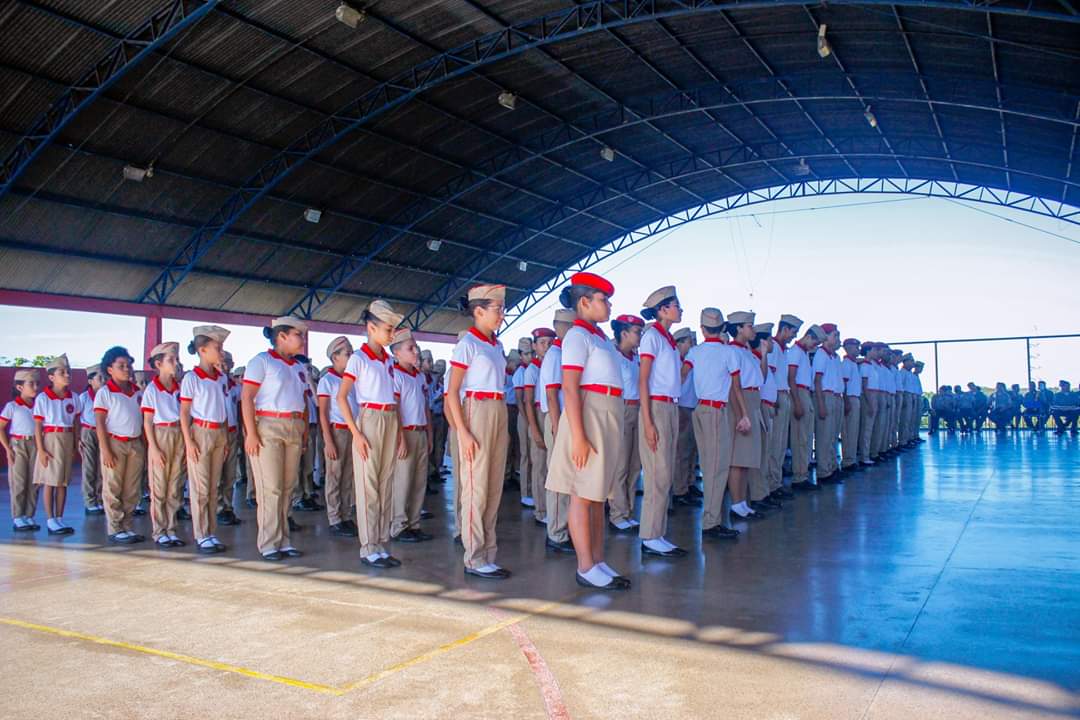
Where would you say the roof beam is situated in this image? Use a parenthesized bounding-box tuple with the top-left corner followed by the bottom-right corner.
(1065, 100, 1080, 204)
(986, 13, 1012, 190)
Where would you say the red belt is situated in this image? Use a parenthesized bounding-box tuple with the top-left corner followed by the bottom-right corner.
(401, 425, 427, 431)
(228, 426, 237, 433)
(796, 384, 810, 389)
(778, 389, 790, 393)
(650, 395, 676, 404)
(109, 433, 139, 442)
(10, 433, 31, 440)
(762, 400, 776, 407)
(465, 391, 504, 401)
(44, 426, 73, 433)
(362, 403, 396, 411)
(193, 419, 223, 429)
(155, 421, 180, 428)
(256, 411, 303, 419)
(743, 386, 760, 392)
(698, 399, 727, 409)
(81, 423, 95, 429)
(332, 422, 350, 430)
(625, 399, 640, 406)
(582, 384, 623, 397)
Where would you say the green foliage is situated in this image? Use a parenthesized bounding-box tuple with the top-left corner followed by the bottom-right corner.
(2, 355, 51, 367)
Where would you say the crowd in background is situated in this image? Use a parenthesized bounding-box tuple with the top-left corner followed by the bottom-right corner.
(929, 380, 1080, 434)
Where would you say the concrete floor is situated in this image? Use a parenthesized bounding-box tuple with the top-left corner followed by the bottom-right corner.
(1, 432, 1077, 719)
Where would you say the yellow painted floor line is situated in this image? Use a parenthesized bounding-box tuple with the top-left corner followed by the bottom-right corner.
(0, 600, 561, 697)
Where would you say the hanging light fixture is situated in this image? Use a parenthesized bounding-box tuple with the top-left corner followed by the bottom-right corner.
(817, 24, 832, 59)
(864, 106, 878, 128)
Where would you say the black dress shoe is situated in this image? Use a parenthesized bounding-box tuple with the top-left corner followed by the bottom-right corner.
(288, 517, 302, 531)
(281, 548, 303, 558)
(575, 572, 630, 591)
(464, 566, 510, 579)
(545, 538, 575, 554)
(169, 538, 186, 547)
(13, 523, 38, 532)
(776, 487, 795, 499)
(687, 485, 704, 498)
(85, 507, 104, 516)
(420, 509, 434, 520)
(245, 498, 257, 508)
(197, 542, 222, 555)
(635, 489, 644, 496)
(47, 525, 75, 536)
(384, 555, 401, 567)
(133, 506, 147, 516)
(640, 543, 688, 558)
(361, 556, 391, 568)
(109, 533, 139, 545)
(217, 509, 241, 526)
(425, 485, 439, 496)
(607, 521, 636, 534)
(392, 529, 423, 543)
(673, 494, 702, 507)
(329, 522, 358, 537)
(413, 529, 434, 541)
(748, 501, 774, 514)
(702, 525, 739, 540)
(731, 511, 765, 522)
(262, 551, 285, 562)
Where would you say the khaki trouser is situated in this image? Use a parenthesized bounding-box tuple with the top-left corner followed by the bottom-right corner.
(749, 404, 774, 501)
(102, 436, 145, 535)
(449, 427, 461, 537)
(391, 426, 429, 536)
(528, 408, 548, 519)
(148, 426, 184, 540)
(608, 401, 641, 524)
(354, 408, 400, 556)
(638, 399, 678, 540)
(249, 417, 303, 554)
(675, 405, 696, 496)
(516, 408, 532, 497)
(505, 404, 519, 480)
(841, 396, 861, 468)
(294, 425, 317, 502)
(79, 426, 101, 508)
(188, 425, 225, 541)
(789, 387, 813, 483)
(324, 426, 354, 525)
(871, 394, 891, 457)
(767, 392, 791, 491)
(814, 394, 837, 479)
(889, 393, 901, 448)
(543, 411, 570, 543)
(693, 403, 733, 530)
(859, 393, 878, 463)
(7, 438, 37, 519)
(898, 394, 912, 444)
(429, 412, 447, 478)
(460, 397, 508, 569)
(217, 428, 239, 513)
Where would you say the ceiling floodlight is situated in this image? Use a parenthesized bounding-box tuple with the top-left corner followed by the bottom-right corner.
(122, 163, 153, 182)
(303, 208, 322, 223)
(864, 106, 878, 128)
(517, 261, 528, 272)
(817, 24, 832, 59)
(497, 92, 517, 110)
(426, 239, 442, 252)
(335, 3, 366, 28)
(600, 146, 616, 162)
(794, 158, 811, 176)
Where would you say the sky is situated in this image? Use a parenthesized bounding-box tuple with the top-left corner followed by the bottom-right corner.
(1, 194, 1077, 390)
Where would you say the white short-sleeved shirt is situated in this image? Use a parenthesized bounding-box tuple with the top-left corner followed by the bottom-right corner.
(511, 364, 527, 398)
(768, 340, 790, 392)
(912, 373, 924, 395)
(861, 360, 880, 391)
(33, 387, 80, 428)
(638, 323, 681, 399)
(179, 366, 228, 423)
(684, 339, 740, 403)
(142, 376, 181, 424)
(880, 363, 896, 394)
(731, 342, 765, 389)
(450, 327, 507, 394)
(244, 350, 307, 413)
(892, 367, 905, 394)
(678, 367, 697, 409)
(318, 369, 357, 425)
(344, 344, 395, 406)
(760, 351, 779, 403)
(523, 359, 541, 405)
(79, 390, 97, 428)
(1, 397, 36, 437)
(617, 350, 640, 401)
(538, 342, 564, 413)
(786, 342, 813, 389)
(94, 380, 144, 438)
(813, 348, 844, 393)
(394, 364, 429, 426)
(842, 357, 863, 397)
(561, 320, 623, 390)
(503, 368, 516, 405)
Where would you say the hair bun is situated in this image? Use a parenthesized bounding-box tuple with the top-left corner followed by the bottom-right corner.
(641, 307, 657, 321)
(456, 296, 470, 313)
(558, 287, 573, 309)
(187, 340, 197, 355)
(262, 326, 273, 340)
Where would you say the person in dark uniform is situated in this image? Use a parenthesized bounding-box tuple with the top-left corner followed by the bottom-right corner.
(988, 383, 1013, 433)
(1008, 384, 1023, 429)
(1052, 381, 1079, 434)
(968, 383, 988, 432)
(953, 385, 971, 432)
(929, 386, 955, 434)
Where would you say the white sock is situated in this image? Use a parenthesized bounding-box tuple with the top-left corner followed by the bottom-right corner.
(597, 562, 621, 577)
(521, 496, 534, 507)
(280, 545, 296, 553)
(473, 563, 498, 573)
(169, 535, 181, 543)
(732, 502, 751, 516)
(198, 537, 215, 547)
(643, 538, 670, 553)
(628, 518, 640, 526)
(157, 536, 171, 545)
(580, 565, 613, 586)
(611, 519, 632, 530)
(210, 536, 224, 546)
(13, 517, 27, 528)
(378, 551, 390, 559)
(47, 518, 62, 531)
(365, 553, 382, 563)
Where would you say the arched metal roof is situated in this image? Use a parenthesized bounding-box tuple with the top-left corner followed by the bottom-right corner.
(0, 0, 1077, 334)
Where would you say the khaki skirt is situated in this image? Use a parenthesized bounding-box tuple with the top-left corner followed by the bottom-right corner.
(730, 388, 763, 469)
(546, 391, 624, 502)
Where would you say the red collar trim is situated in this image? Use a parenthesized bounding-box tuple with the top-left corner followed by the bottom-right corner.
(193, 366, 219, 381)
(44, 387, 72, 400)
(15, 396, 34, 408)
(553, 339, 562, 348)
(650, 322, 676, 349)
(704, 337, 725, 344)
(469, 326, 497, 346)
(361, 343, 388, 362)
(821, 347, 836, 357)
(153, 376, 179, 393)
(731, 340, 748, 349)
(87, 387, 96, 400)
(394, 362, 418, 377)
(106, 379, 136, 397)
(269, 349, 296, 366)
(752, 349, 764, 359)
(573, 318, 607, 339)
(796, 341, 811, 352)
(530, 358, 541, 367)
(505, 367, 514, 375)
(620, 349, 635, 360)
(328, 368, 344, 378)
(773, 338, 788, 351)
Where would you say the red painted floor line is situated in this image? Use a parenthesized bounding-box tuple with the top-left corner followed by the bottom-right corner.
(490, 607, 571, 720)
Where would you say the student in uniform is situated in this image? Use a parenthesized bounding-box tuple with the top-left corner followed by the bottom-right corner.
(541, 308, 576, 553)
(608, 313, 644, 533)
(751, 323, 781, 511)
(513, 338, 534, 507)
(179, 326, 230, 554)
(216, 350, 242, 526)
(871, 345, 894, 460)
(2, 369, 40, 531)
(839, 338, 863, 473)
(673, 328, 702, 508)
(95, 346, 146, 544)
(78, 364, 105, 515)
(523, 328, 555, 523)
(33, 354, 78, 535)
(389, 328, 434, 544)
(546, 272, 630, 590)
(292, 355, 322, 513)
(446, 332, 468, 543)
(430, 359, 448, 481)
(446, 285, 512, 579)
(682, 308, 744, 540)
(637, 285, 688, 558)
(858, 342, 882, 466)
(911, 361, 926, 441)
(812, 324, 843, 484)
(336, 300, 405, 569)
(767, 315, 801, 497)
(727, 313, 766, 522)
(242, 317, 309, 561)
(504, 350, 520, 487)
(142, 342, 185, 547)
(317, 336, 358, 537)
(787, 324, 824, 491)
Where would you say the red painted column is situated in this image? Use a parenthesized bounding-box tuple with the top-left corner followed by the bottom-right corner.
(143, 311, 162, 369)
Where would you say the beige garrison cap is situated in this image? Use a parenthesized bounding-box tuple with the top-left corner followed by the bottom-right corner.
(272, 316, 309, 333)
(700, 307, 724, 327)
(643, 285, 677, 309)
(391, 328, 413, 346)
(193, 325, 230, 344)
(753, 322, 774, 335)
(45, 354, 70, 371)
(553, 308, 576, 324)
(367, 299, 403, 327)
(468, 284, 506, 303)
(779, 314, 803, 329)
(727, 311, 755, 326)
(807, 324, 827, 341)
(149, 341, 179, 358)
(326, 335, 351, 360)
(14, 369, 38, 383)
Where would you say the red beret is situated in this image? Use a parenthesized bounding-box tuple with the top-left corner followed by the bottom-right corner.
(531, 328, 556, 339)
(820, 323, 838, 334)
(570, 271, 614, 297)
(614, 314, 644, 326)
